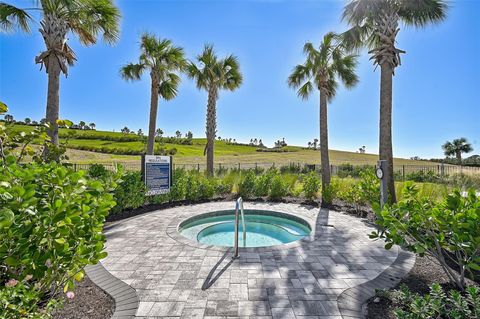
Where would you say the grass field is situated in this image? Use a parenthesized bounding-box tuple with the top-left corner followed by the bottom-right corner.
(11, 124, 443, 166)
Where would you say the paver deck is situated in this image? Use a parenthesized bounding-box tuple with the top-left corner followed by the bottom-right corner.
(98, 202, 414, 318)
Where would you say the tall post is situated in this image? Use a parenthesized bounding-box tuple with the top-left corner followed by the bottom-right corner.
(402, 165, 405, 181)
(377, 160, 388, 208)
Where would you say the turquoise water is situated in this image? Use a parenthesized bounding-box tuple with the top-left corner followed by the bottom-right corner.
(179, 212, 311, 247)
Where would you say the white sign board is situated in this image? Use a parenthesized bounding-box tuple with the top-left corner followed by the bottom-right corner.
(143, 155, 172, 196)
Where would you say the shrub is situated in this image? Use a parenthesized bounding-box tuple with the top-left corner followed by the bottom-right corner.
(185, 173, 200, 201)
(303, 172, 320, 201)
(385, 283, 480, 319)
(405, 170, 441, 183)
(0, 281, 58, 319)
(371, 185, 480, 290)
(112, 172, 145, 213)
(197, 176, 216, 200)
(254, 170, 274, 197)
(269, 173, 289, 200)
(169, 169, 188, 201)
(321, 179, 339, 205)
(238, 171, 256, 199)
(87, 163, 110, 179)
(215, 179, 233, 195)
(0, 158, 117, 296)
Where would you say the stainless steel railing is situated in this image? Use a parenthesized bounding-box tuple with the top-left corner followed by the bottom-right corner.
(233, 197, 246, 258)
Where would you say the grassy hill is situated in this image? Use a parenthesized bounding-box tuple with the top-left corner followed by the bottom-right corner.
(10, 124, 437, 166)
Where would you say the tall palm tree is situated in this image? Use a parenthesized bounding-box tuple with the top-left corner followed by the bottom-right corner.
(288, 32, 358, 206)
(188, 45, 243, 176)
(442, 138, 473, 164)
(0, 1, 120, 151)
(341, 0, 447, 203)
(121, 34, 186, 155)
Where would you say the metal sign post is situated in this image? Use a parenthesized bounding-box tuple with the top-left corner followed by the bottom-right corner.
(141, 155, 173, 196)
(376, 160, 388, 208)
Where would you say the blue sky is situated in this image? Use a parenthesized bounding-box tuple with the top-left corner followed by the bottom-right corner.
(0, 0, 479, 159)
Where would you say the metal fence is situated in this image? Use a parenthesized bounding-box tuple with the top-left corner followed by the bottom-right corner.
(68, 161, 480, 178)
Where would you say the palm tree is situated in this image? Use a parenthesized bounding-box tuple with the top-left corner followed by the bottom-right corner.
(78, 121, 85, 129)
(24, 117, 31, 125)
(442, 138, 473, 165)
(288, 32, 358, 205)
(0, 1, 120, 151)
(120, 33, 186, 155)
(188, 45, 243, 176)
(89, 122, 96, 130)
(341, 0, 447, 203)
(4, 114, 14, 123)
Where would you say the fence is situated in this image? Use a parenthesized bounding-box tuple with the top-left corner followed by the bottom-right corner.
(68, 161, 480, 178)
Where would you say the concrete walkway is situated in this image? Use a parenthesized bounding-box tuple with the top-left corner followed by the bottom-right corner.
(98, 202, 414, 318)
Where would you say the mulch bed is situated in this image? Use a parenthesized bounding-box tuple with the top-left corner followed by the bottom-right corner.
(51, 276, 114, 319)
(366, 255, 479, 319)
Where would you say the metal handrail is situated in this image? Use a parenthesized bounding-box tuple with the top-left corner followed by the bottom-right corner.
(233, 197, 246, 258)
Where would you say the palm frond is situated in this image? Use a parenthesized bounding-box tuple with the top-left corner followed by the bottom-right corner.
(0, 2, 32, 33)
(399, 0, 448, 27)
(120, 63, 145, 81)
(297, 81, 313, 101)
(158, 73, 181, 100)
(70, 0, 120, 46)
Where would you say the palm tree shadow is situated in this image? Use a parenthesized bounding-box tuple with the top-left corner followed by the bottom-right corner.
(201, 248, 235, 290)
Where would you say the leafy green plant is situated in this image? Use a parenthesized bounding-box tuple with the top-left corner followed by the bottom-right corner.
(238, 170, 256, 199)
(371, 184, 480, 290)
(0, 281, 58, 319)
(87, 163, 110, 179)
(111, 171, 145, 213)
(254, 169, 274, 197)
(269, 173, 289, 200)
(303, 171, 320, 201)
(387, 283, 480, 319)
(0, 158, 117, 297)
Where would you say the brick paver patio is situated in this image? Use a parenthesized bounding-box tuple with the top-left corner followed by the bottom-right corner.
(97, 202, 414, 318)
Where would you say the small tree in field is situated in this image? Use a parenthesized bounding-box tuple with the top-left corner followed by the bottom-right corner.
(443, 138, 473, 165)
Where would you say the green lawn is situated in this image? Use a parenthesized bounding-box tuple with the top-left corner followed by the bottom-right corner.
(10, 123, 441, 166)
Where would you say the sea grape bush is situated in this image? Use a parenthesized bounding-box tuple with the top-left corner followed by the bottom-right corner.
(0, 157, 117, 297)
(371, 184, 480, 290)
(383, 283, 480, 319)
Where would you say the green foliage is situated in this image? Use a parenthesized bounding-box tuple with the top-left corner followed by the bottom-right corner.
(238, 171, 256, 199)
(337, 163, 373, 178)
(405, 170, 441, 183)
(87, 163, 110, 179)
(254, 169, 275, 197)
(111, 171, 145, 213)
(321, 179, 339, 205)
(303, 171, 320, 201)
(0, 281, 59, 319)
(0, 158, 117, 297)
(371, 184, 480, 290)
(386, 284, 480, 319)
(269, 173, 289, 200)
(339, 169, 380, 209)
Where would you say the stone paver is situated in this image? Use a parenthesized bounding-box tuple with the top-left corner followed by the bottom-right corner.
(98, 202, 414, 318)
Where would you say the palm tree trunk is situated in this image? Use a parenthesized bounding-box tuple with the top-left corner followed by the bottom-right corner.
(456, 151, 462, 165)
(147, 76, 159, 155)
(319, 89, 331, 206)
(205, 87, 217, 176)
(45, 58, 61, 155)
(379, 63, 397, 203)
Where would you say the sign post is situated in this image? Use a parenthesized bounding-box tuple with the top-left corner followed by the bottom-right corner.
(141, 155, 172, 196)
(376, 160, 388, 208)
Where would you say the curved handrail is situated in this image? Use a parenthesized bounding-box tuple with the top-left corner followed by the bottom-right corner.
(233, 197, 246, 258)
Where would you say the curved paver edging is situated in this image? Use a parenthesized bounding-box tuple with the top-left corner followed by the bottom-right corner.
(85, 263, 139, 319)
(337, 250, 416, 318)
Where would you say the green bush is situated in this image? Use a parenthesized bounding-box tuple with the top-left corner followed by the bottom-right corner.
(87, 163, 110, 179)
(405, 170, 441, 183)
(112, 172, 145, 213)
(269, 173, 289, 200)
(0, 281, 58, 319)
(169, 169, 188, 201)
(197, 176, 216, 200)
(215, 179, 233, 195)
(0, 158, 117, 296)
(185, 173, 200, 201)
(386, 283, 480, 319)
(238, 171, 256, 199)
(303, 172, 320, 201)
(371, 185, 480, 290)
(254, 170, 274, 197)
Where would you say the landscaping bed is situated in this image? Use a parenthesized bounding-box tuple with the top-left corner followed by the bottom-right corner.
(51, 276, 114, 319)
(367, 256, 479, 319)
